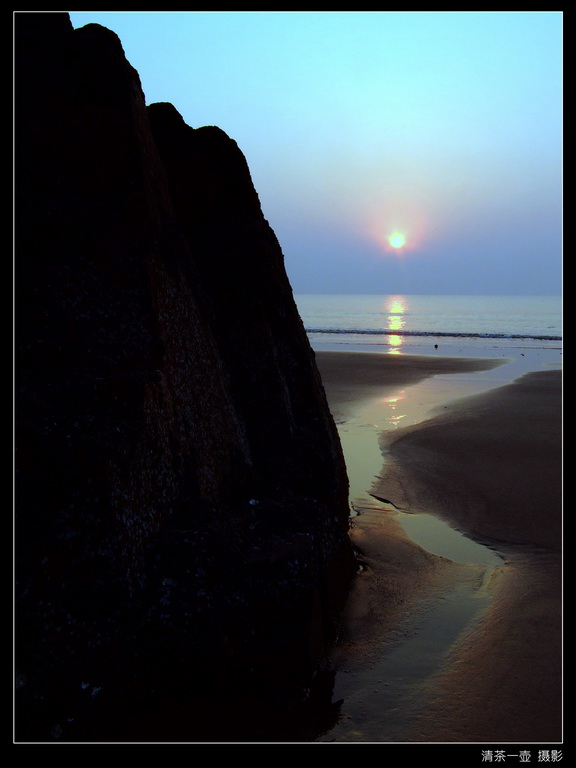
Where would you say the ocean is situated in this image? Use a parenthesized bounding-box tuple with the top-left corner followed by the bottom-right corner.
(294, 294, 562, 356)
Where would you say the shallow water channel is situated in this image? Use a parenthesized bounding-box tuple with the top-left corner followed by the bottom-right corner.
(320, 364, 508, 741)
(340, 364, 507, 569)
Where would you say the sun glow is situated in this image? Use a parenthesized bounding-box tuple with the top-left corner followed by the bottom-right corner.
(388, 232, 406, 249)
(367, 197, 429, 255)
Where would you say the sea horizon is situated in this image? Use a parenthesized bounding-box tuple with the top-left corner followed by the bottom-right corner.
(294, 293, 562, 357)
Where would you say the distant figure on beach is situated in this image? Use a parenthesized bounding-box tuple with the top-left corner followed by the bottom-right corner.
(434, 344, 438, 349)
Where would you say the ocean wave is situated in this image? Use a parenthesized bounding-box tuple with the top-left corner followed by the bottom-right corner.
(304, 328, 562, 341)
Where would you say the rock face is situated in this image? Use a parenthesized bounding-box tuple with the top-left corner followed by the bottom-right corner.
(14, 13, 355, 741)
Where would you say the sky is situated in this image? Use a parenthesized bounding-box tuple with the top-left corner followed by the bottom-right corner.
(68, 11, 563, 296)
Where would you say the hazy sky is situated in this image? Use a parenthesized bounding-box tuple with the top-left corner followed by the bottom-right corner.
(68, 11, 563, 295)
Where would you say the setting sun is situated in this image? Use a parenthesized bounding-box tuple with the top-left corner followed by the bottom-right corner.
(388, 232, 406, 249)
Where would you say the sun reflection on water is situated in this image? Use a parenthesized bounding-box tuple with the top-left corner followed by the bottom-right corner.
(386, 334, 403, 354)
(385, 295, 407, 354)
(386, 296, 407, 315)
(381, 391, 407, 427)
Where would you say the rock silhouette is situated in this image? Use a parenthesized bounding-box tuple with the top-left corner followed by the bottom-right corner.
(14, 12, 355, 741)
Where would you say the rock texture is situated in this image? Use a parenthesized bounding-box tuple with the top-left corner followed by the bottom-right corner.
(14, 12, 355, 741)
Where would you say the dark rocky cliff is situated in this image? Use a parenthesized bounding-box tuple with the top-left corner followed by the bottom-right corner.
(14, 12, 355, 741)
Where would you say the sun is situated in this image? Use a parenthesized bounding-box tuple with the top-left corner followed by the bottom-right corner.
(388, 232, 406, 249)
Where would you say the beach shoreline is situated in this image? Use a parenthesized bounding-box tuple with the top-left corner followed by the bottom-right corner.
(314, 349, 562, 743)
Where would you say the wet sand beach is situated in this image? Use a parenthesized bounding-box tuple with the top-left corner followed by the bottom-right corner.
(314, 350, 562, 744)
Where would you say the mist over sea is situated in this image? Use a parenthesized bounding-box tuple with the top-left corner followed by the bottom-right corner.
(295, 294, 562, 356)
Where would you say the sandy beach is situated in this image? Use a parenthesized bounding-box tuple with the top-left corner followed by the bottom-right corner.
(314, 350, 562, 744)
